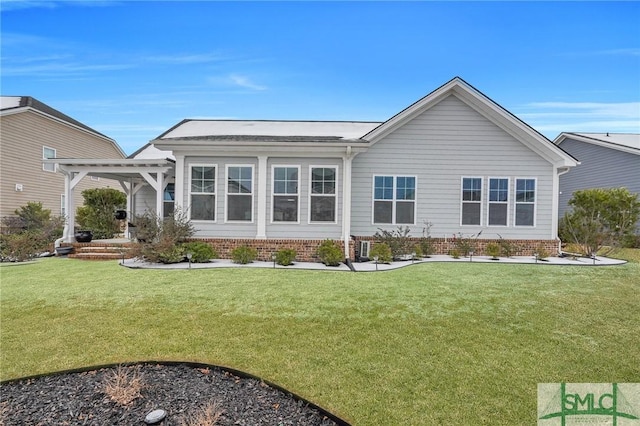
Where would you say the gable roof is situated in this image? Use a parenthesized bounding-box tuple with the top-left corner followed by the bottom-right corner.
(554, 132, 640, 156)
(363, 77, 578, 167)
(1, 96, 126, 158)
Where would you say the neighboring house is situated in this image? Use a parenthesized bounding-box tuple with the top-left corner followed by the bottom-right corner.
(0, 96, 126, 218)
(554, 132, 640, 228)
(53, 77, 578, 260)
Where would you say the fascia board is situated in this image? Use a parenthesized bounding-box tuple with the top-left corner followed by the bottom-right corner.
(154, 142, 368, 157)
(555, 133, 640, 156)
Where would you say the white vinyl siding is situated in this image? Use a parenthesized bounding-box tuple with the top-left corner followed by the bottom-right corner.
(226, 165, 254, 222)
(309, 166, 337, 223)
(189, 164, 216, 221)
(43, 146, 56, 172)
(488, 177, 509, 226)
(350, 94, 554, 239)
(272, 166, 299, 223)
(461, 177, 482, 226)
(373, 175, 416, 224)
(515, 178, 536, 227)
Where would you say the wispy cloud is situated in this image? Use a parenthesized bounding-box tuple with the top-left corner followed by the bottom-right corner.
(516, 101, 640, 136)
(229, 74, 267, 91)
(0, 0, 119, 12)
(144, 53, 226, 65)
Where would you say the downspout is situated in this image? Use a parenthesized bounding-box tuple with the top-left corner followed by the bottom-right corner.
(342, 146, 357, 270)
(553, 165, 572, 253)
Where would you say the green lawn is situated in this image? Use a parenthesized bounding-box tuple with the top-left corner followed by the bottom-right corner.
(1, 257, 639, 425)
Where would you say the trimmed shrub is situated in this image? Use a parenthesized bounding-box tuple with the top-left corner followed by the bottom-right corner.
(181, 241, 217, 263)
(374, 226, 413, 259)
(275, 248, 296, 266)
(231, 245, 257, 264)
(369, 242, 392, 264)
(535, 244, 550, 260)
(486, 242, 501, 260)
(316, 239, 343, 266)
(76, 188, 126, 239)
(130, 209, 195, 263)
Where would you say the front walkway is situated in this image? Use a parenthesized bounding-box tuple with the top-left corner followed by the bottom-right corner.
(121, 254, 626, 271)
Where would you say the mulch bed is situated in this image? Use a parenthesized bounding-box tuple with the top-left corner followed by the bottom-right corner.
(0, 362, 348, 425)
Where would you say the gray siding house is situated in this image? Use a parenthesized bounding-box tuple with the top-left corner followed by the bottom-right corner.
(54, 77, 578, 260)
(554, 132, 640, 220)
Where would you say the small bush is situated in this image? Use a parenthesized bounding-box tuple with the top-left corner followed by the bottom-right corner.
(449, 248, 461, 259)
(374, 226, 413, 259)
(412, 244, 423, 259)
(486, 242, 501, 259)
(182, 241, 217, 263)
(498, 235, 521, 258)
(76, 188, 126, 239)
(369, 243, 392, 264)
(535, 244, 550, 260)
(231, 245, 257, 264)
(1, 202, 63, 262)
(275, 248, 296, 266)
(316, 239, 343, 266)
(180, 402, 224, 426)
(0, 231, 44, 262)
(104, 365, 144, 406)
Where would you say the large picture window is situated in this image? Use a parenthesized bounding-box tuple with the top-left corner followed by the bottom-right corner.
(272, 166, 299, 222)
(515, 178, 536, 226)
(310, 167, 337, 222)
(373, 175, 416, 224)
(43, 146, 56, 172)
(488, 178, 509, 226)
(461, 177, 482, 225)
(190, 165, 216, 221)
(227, 165, 253, 222)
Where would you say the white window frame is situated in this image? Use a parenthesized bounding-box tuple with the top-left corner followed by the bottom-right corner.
(308, 165, 338, 224)
(188, 164, 217, 222)
(514, 177, 537, 227)
(60, 194, 66, 217)
(460, 176, 483, 226)
(372, 175, 417, 225)
(487, 177, 509, 227)
(271, 165, 300, 224)
(225, 164, 255, 223)
(43, 146, 56, 172)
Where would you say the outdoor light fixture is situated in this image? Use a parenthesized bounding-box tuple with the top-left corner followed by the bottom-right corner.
(186, 252, 193, 269)
(469, 249, 474, 262)
(272, 253, 276, 268)
(373, 255, 379, 271)
(411, 251, 416, 264)
(534, 252, 539, 264)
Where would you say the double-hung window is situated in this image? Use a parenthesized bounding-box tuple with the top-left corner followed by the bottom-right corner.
(227, 165, 253, 222)
(373, 175, 416, 224)
(461, 177, 482, 225)
(310, 167, 337, 222)
(164, 183, 175, 218)
(43, 146, 56, 172)
(515, 178, 536, 226)
(488, 178, 509, 226)
(272, 166, 299, 222)
(190, 165, 216, 221)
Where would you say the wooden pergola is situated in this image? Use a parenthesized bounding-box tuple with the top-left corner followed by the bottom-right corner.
(45, 158, 174, 242)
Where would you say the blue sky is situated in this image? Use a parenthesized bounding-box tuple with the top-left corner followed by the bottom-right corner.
(2, 1, 639, 155)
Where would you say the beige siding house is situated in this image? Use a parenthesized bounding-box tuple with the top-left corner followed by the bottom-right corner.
(0, 96, 125, 218)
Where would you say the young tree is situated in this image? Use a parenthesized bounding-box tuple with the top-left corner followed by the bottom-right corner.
(560, 187, 640, 255)
(76, 188, 127, 239)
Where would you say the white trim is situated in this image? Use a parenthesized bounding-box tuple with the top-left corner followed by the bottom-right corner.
(271, 164, 301, 224)
(225, 164, 255, 223)
(514, 177, 537, 227)
(188, 163, 217, 222)
(460, 176, 483, 226)
(60, 194, 66, 217)
(308, 165, 339, 224)
(371, 174, 417, 225)
(487, 177, 509, 227)
(43, 146, 56, 172)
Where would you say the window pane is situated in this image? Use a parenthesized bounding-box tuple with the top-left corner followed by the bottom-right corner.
(462, 203, 481, 225)
(488, 203, 508, 226)
(489, 179, 508, 202)
(273, 196, 298, 222)
(374, 201, 393, 224)
(516, 179, 535, 202)
(191, 166, 215, 193)
(164, 183, 175, 201)
(515, 204, 534, 226)
(374, 176, 393, 200)
(228, 194, 252, 221)
(396, 201, 415, 224)
(191, 194, 215, 220)
(463, 178, 482, 202)
(228, 167, 252, 194)
(310, 196, 335, 222)
(312, 167, 336, 195)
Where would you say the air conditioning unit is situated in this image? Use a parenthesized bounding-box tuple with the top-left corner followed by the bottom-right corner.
(359, 241, 371, 261)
